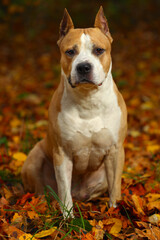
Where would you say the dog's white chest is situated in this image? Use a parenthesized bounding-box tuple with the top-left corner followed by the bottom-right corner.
(57, 75, 122, 172)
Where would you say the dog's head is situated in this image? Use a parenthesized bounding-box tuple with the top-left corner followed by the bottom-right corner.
(58, 6, 113, 89)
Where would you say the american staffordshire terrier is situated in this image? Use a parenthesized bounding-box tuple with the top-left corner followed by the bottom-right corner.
(21, 6, 127, 217)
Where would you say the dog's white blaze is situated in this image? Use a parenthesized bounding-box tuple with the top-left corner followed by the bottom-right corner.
(71, 33, 106, 85)
(59, 63, 121, 144)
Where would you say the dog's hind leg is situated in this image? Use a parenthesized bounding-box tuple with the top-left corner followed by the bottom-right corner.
(21, 139, 57, 195)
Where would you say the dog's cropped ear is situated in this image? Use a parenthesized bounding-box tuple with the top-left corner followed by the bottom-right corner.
(94, 6, 113, 43)
(57, 8, 74, 45)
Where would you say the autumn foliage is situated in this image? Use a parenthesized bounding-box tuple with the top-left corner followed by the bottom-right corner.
(0, 1, 160, 239)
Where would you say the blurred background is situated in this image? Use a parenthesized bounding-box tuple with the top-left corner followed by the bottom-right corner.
(0, 0, 160, 156)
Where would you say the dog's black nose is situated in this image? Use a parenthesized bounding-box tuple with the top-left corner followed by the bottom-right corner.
(76, 62, 92, 75)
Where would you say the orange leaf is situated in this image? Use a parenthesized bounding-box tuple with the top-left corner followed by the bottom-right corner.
(2, 222, 23, 238)
(82, 232, 96, 240)
(27, 210, 39, 219)
(3, 187, 13, 200)
(135, 226, 160, 240)
(147, 200, 160, 211)
(131, 194, 145, 215)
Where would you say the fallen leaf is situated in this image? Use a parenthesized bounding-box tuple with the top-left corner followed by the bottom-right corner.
(19, 233, 37, 240)
(135, 225, 160, 240)
(27, 210, 39, 219)
(10, 118, 21, 128)
(13, 152, 27, 162)
(12, 135, 20, 143)
(92, 221, 104, 240)
(148, 214, 160, 225)
(3, 187, 13, 200)
(146, 193, 160, 202)
(132, 194, 145, 215)
(103, 218, 122, 235)
(0, 196, 9, 207)
(2, 223, 23, 238)
(11, 213, 23, 223)
(34, 227, 57, 238)
(147, 200, 160, 211)
(147, 144, 160, 153)
(141, 101, 154, 110)
(82, 232, 96, 240)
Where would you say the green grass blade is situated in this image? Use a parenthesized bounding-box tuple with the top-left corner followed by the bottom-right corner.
(60, 228, 72, 240)
(76, 203, 85, 230)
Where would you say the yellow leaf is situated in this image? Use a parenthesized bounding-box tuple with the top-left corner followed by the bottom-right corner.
(110, 220, 122, 235)
(89, 219, 97, 226)
(27, 210, 39, 219)
(103, 218, 122, 235)
(11, 213, 23, 223)
(13, 152, 27, 162)
(124, 143, 134, 149)
(10, 118, 21, 128)
(147, 144, 160, 153)
(141, 101, 154, 110)
(147, 200, 160, 211)
(34, 227, 57, 238)
(19, 233, 37, 240)
(146, 193, 160, 202)
(12, 136, 20, 143)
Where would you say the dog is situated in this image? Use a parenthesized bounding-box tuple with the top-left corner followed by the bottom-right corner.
(21, 6, 127, 218)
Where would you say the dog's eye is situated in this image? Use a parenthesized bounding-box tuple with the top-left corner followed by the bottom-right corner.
(65, 49, 75, 57)
(93, 48, 105, 56)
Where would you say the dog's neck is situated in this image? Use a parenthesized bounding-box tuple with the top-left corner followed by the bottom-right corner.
(61, 62, 113, 105)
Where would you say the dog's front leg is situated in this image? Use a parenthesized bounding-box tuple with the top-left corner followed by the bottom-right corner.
(104, 145, 124, 208)
(53, 150, 73, 218)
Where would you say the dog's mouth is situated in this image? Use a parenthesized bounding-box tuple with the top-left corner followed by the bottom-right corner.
(77, 79, 95, 85)
(68, 77, 103, 88)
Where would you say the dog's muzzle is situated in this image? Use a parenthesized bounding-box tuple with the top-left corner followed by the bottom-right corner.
(68, 61, 103, 88)
(76, 62, 93, 84)
(69, 61, 96, 88)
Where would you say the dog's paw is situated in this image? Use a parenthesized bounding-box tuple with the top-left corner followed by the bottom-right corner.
(63, 209, 74, 219)
(109, 200, 117, 208)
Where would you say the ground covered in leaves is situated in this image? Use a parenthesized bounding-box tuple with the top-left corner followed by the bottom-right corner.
(0, 1, 160, 239)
